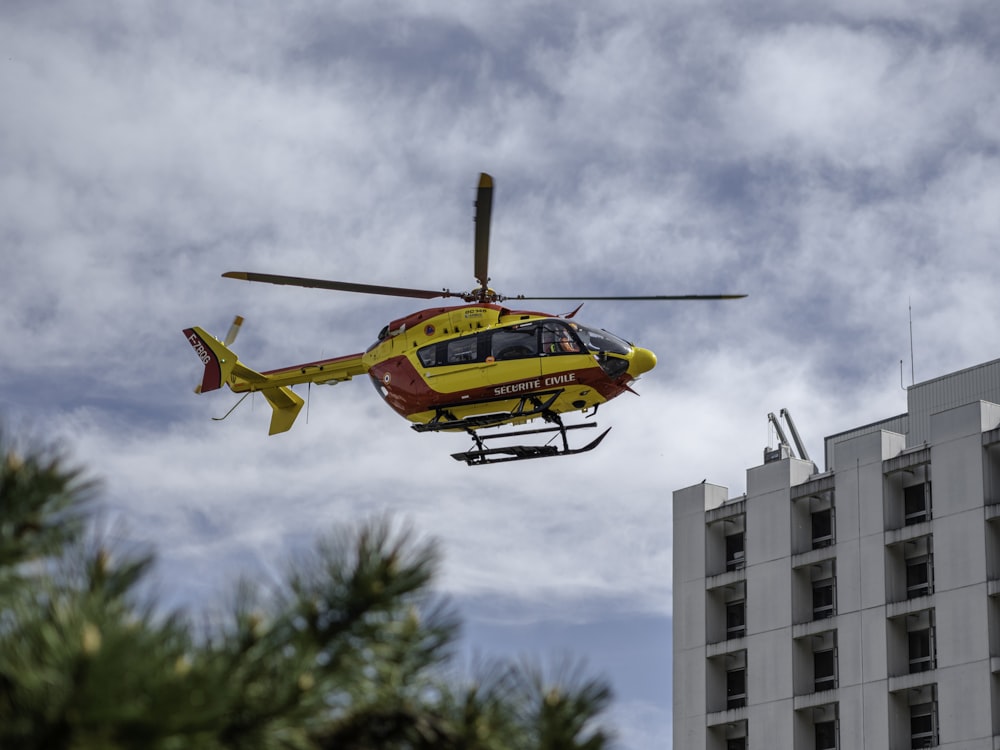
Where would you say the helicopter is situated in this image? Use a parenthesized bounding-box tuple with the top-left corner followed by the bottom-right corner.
(184, 173, 745, 465)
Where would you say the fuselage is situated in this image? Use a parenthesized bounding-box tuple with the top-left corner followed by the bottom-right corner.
(360, 303, 656, 428)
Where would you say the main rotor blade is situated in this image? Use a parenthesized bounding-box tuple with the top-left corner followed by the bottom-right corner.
(509, 293, 748, 301)
(223, 272, 460, 300)
(474, 173, 493, 291)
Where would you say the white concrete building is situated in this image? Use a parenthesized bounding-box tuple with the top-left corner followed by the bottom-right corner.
(673, 358, 1000, 749)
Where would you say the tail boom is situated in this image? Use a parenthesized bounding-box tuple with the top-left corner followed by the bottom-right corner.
(183, 326, 368, 435)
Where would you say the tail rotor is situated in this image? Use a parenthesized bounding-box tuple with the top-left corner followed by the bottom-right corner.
(224, 315, 244, 347)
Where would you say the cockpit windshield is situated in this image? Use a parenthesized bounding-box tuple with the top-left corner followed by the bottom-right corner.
(570, 324, 632, 356)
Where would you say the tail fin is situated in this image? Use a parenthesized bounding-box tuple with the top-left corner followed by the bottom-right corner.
(183, 327, 236, 393)
(183, 326, 304, 435)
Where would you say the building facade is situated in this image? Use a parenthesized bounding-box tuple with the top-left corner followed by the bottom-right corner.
(673, 358, 1000, 749)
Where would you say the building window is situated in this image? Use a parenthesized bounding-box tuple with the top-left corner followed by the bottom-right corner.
(910, 701, 937, 748)
(727, 665, 747, 709)
(794, 558, 836, 626)
(726, 531, 745, 571)
(888, 535, 933, 604)
(708, 650, 746, 714)
(812, 506, 834, 548)
(707, 580, 745, 645)
(908, 624, 935, 673)
(813, 578, 836, 620)
(792, 489, 835, 556)
(716, 720, 747, 749)
(906, 554, 933, 599)
(726, 599, 746, 639)
(888, 609, 935, 679)
(892, 685, 937, 749)
(707, 513, 745, 578)
(815, 719, 838, 750)
(904, 482, 932, 525)
(906, 609, 936, 674)
(814, 648, 837, 691)
(796, 631, 838, 697)
(801, 702, 839, 749)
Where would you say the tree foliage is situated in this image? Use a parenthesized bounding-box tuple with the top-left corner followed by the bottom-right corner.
(0, 431, 615, 750)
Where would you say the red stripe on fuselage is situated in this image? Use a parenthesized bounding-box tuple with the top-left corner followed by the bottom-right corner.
(368, 355, 631, 420)
(259, 352, 366, 376)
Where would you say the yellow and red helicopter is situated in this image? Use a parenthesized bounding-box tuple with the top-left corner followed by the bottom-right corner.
(184, 174, 744, 465)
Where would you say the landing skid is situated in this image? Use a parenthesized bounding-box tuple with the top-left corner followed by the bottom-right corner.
(451, 421, 611, 466)
(410, 390, 609, 465)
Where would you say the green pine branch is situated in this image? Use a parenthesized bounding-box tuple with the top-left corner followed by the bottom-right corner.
(0, 429, 616, 750)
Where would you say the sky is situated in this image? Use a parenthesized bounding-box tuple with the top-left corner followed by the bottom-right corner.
(2, 1, 999, 746)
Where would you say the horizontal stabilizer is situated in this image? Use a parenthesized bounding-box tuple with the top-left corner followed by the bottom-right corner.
(261, 387, 304, 435)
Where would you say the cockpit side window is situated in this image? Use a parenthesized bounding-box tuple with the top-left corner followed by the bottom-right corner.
(540, 321, 582, 354)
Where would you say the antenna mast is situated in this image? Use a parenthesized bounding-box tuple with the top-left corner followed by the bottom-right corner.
(908, 299, 915, 385)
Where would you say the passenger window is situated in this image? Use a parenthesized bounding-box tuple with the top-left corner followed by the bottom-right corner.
(417, 343, 440, 367)
(492, 326, 539, 360)
(447, 336, 479, 364)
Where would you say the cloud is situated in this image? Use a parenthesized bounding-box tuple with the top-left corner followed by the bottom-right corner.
(3, 3, 1000, 747)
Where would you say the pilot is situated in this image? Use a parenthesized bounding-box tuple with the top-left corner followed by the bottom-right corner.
(544, 327, 580, 353)
(559, 331, 580, 352)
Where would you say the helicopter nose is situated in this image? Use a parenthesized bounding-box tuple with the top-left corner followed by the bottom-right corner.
(629, 347, 657, 378)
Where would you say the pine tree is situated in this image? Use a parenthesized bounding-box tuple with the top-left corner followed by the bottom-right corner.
(0, 430, 615, 749)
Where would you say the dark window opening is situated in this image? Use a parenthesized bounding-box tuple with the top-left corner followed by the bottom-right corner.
(815, 720, 838, 750)
(726, 668, 746, 709)
(904, 483, 931, 525)
(812, 507, 834, 548)
(726, 600, 746, 640)
(726, 738, 747, 750)
(906, 556, 932, 599)
(812, 580, 835, 620)
(814, 649, 836, 692)
(908, 629, 934, 673)
(910, 702, 936, 748)
(725, 532, 745, 571)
